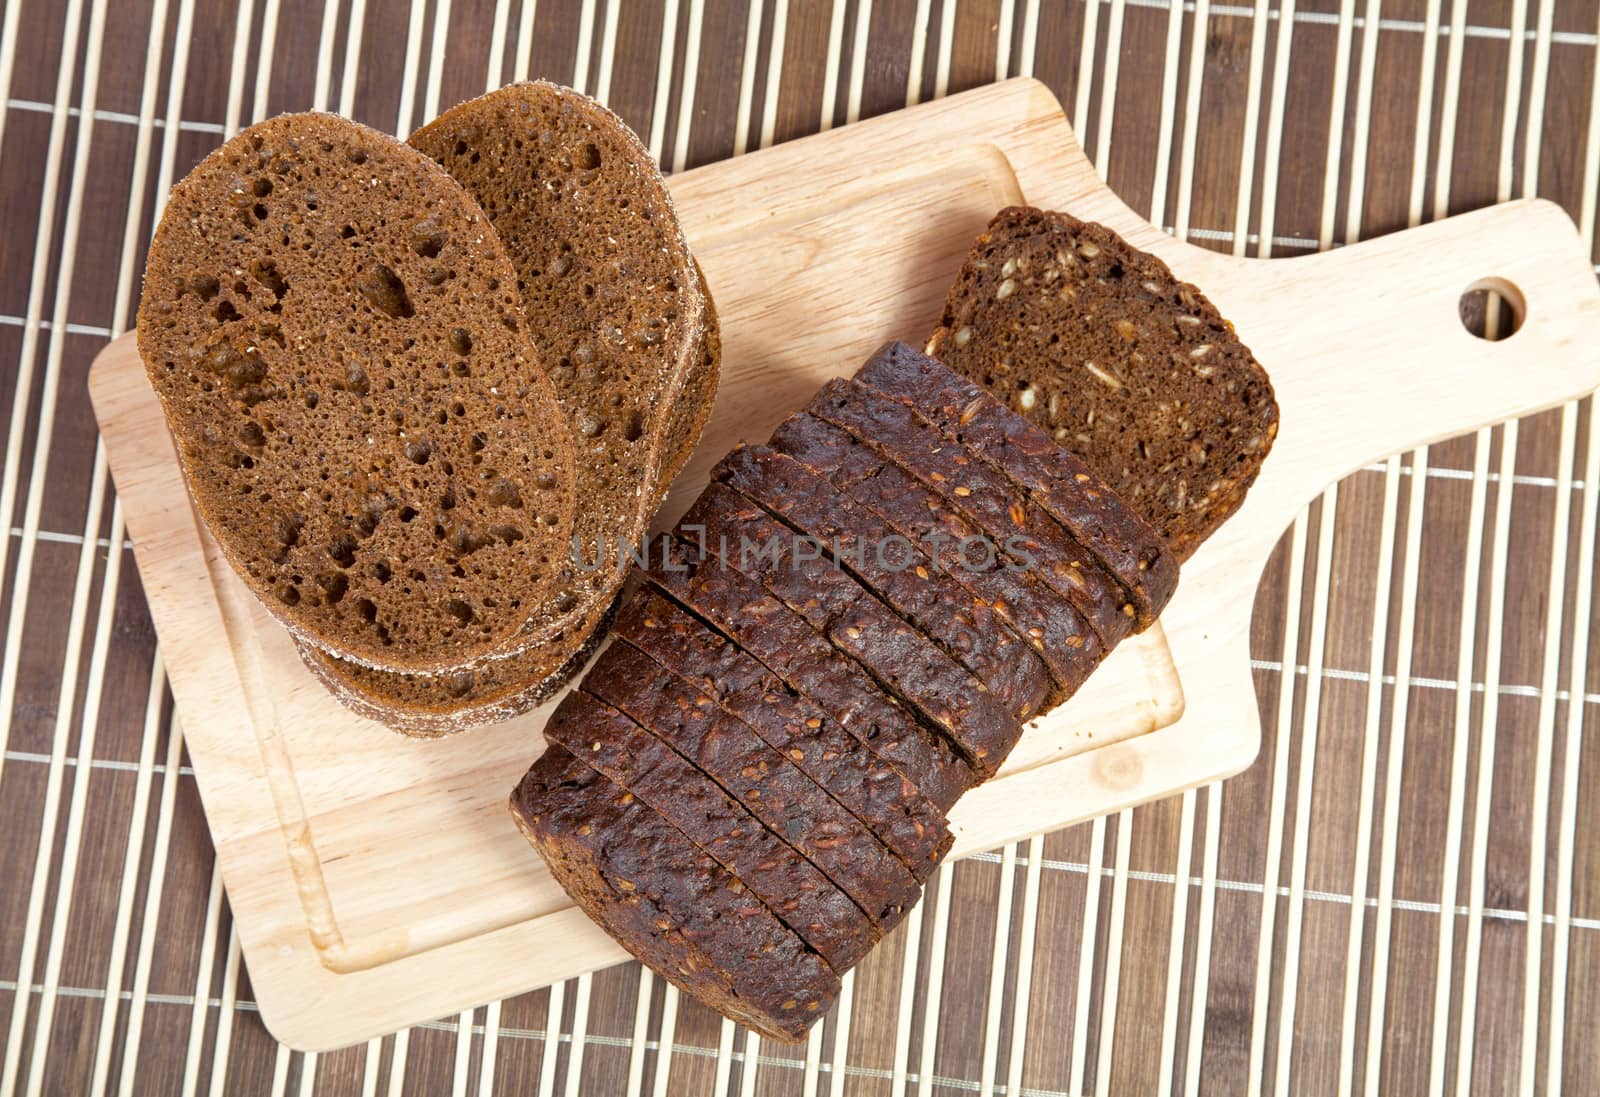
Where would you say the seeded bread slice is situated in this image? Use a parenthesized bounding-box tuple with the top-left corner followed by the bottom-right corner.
(855, 341, 1178, 626)
(136, 112, 577, 672)
(678, 484, 1024, 776)
(409, 82, 715, 647)
(511, 746, 839, 1041)
(584, 640, 926, 922)
(715, 445, 1053, 720)
(927, 207, 1278, 560)
(806, 379, 1136, 650)
(764, 416, 1106, 704)
(542, 690, 877, 970)
(644, 537, 976, 813)
(615, 590, 950, 875)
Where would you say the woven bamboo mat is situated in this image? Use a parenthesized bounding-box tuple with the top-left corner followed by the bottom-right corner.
(1, 0, 1597, 1094)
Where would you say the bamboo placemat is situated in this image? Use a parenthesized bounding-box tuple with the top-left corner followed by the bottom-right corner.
(1, 1, 1597, 1094)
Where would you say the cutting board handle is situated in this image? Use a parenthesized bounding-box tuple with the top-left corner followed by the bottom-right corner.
(1208, 198, 1600, 542)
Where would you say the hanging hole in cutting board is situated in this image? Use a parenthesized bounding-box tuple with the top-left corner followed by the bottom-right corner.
(1458, 276, 1526, 341)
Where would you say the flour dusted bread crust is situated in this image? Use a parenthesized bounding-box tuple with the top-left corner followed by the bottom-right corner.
(928, 207, 1277, 560)
(136, 112, 576, 672)
(307, 84, 720, 731)
(542, 690, 877, 971)
(511, 748, 839, 1042)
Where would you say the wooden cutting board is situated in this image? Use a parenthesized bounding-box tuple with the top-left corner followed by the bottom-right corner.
(88, 77, 1600, 1051)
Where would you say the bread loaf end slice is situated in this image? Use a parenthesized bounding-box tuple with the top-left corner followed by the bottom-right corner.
(928, 207, 1277, 560)
(511, 746, 838, 1042)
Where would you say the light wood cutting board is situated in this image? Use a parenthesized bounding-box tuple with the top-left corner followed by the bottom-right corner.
(88, 78, 1600, 1050)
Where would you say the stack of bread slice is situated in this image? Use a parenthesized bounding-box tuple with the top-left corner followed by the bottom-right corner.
(137, 83, 719, 734)
(509, 210, 1277, 1041)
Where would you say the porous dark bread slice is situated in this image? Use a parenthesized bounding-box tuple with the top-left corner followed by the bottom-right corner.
(511, 746, 838, 1041)
(136, 112, 576, 671)
(612, 613, 950, 874)
(766, 415, 1105, 704)
(679, 484, 1024, 776)
(584, 640, 925, 923)
(409, 82, 714, 646)
(807, 379, 1136, 651)
(644, 538, 976, 813)
(855, 341, 1178, 625)
(296, 295, 717, 734)
(927, 207, 1278, 560)
(716, 445, 1052, 721)
(542, 690, 876, 970)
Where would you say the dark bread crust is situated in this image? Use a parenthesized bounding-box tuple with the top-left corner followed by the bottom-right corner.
(765, 415, 1105, 704)
(855, 341, 1177, 625)
(583, 640, 925, 924)
(715, 445, 1052, 720)
(612, 593, 949, 873)
(409, 83, 715, 650)
(294, 594, 618, 737)
(806, 379, 1135, 650)
(655, 263, 722, 489)
(542, 690, 875, 969)
(511, 747, 837, 1042)
(678, 483, 1024, 774)
(643, 537, 975, 814)
(927, 207, 1278, 560)
(137, 112, 576, 671)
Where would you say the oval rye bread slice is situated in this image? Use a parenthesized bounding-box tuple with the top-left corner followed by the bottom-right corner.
(304, 83, 721, 730)
(408, 82, 715, 641)
(136, 112, 577, 672)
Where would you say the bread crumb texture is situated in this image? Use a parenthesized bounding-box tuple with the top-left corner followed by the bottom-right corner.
(299, 83, 720, 732)
(410, 82, 711, 617)
(136, 112, 576, 670)
(930, 206, 1278, 560)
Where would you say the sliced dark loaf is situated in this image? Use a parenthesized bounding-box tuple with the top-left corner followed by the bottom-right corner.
(765, 415, 1105, 703)
(542, 690, 876, 970)
(511, 747, 838, 1041)
(644, 536, 976, 813)
(927, 207, 1278, 560)
(806, 378, 1136, 650)
(583, 640, 926, 922)
(715, 445, 1053, 719)
(136, 112, 577, 672)
(612, 592, 949, 873)
(855, 340, 1178, 626)
(679, 483, 1025, 775)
